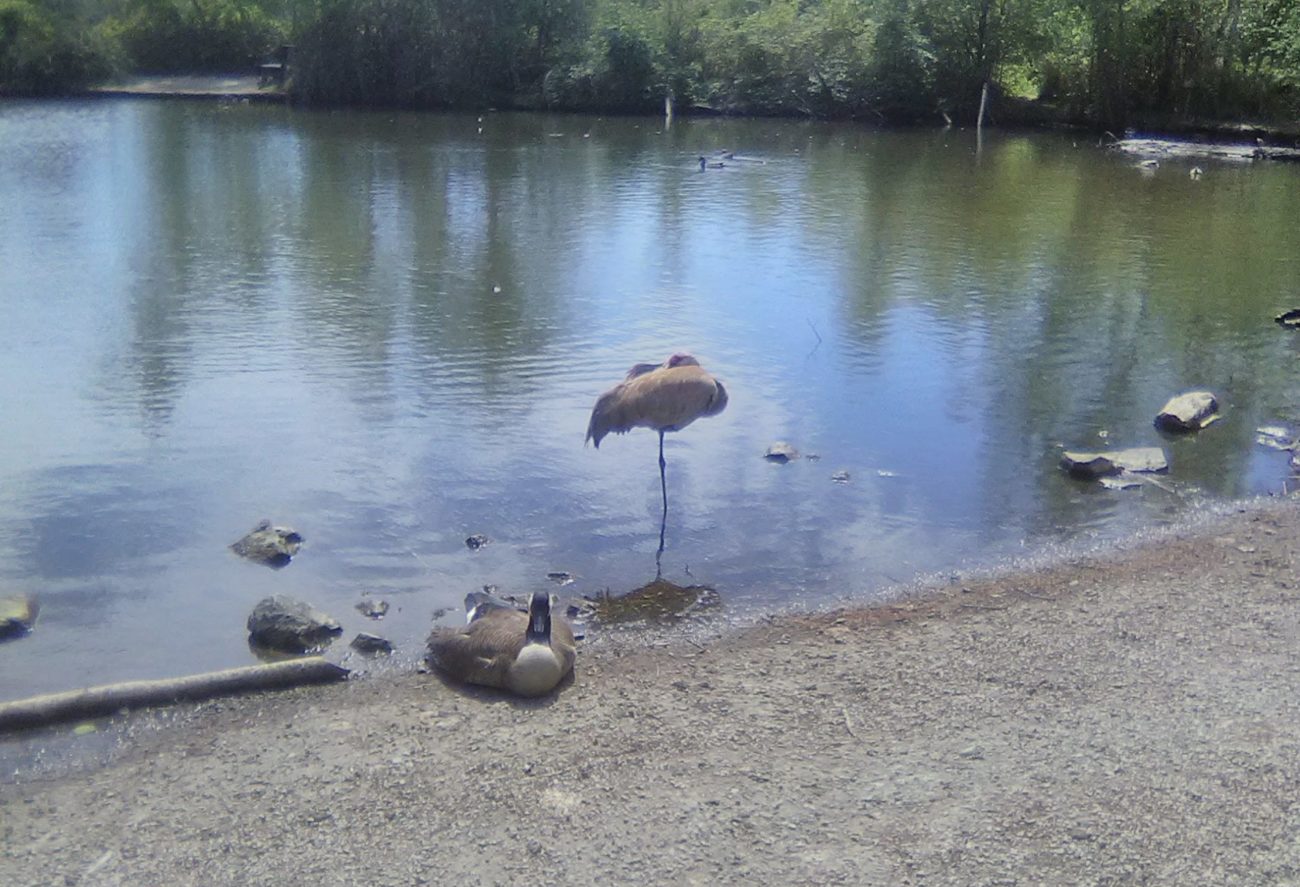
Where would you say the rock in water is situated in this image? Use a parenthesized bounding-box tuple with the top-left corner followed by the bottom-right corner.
(1060, 448, 1168, 479)
(465, 534, 490, 550)
(1154, 392, 1220, 432)
(0, 594, 38, 641)
(230, 520, 304, 568)
(1275, 309, 1300, 329)
(355, 598, 389, 619)
(247, 595, 342, 653)
(1256, 427, 1295, 451)
(1060, 452, 1122, 478)
(350, 633, 394, 655)
(764, 442, 799, 463)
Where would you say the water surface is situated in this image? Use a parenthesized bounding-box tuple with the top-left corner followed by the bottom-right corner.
(2, 100, 1299, 699)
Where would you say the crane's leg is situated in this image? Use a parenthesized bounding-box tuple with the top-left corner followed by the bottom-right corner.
(657, 430, 668, 562)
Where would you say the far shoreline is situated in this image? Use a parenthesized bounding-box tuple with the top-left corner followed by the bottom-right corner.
(46, 73, 1300, 146)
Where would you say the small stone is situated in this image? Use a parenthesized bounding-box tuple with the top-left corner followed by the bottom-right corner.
(547, 571, 574, 586)
(355, 598, 389, 619)
(959, 745, 985, 760)
(465, 534, 490, 550)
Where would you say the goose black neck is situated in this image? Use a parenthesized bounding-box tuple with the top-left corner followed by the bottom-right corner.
(526, 591, 552, 643)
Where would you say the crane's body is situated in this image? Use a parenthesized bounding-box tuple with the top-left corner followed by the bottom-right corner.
(586, 353, 728, 556)
(585, 354, 728, 449)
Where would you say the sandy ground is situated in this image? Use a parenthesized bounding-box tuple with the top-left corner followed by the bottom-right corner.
(3, 501, 1300, 886)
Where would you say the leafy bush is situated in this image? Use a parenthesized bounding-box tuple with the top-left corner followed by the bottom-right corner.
(0, 0, 115, 94)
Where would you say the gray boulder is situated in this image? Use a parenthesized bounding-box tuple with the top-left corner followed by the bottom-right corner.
(1155, 392, 1220, 432)
(247, 595, 342, 652)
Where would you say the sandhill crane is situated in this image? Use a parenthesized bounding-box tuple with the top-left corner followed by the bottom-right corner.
(586, 353, 729, 552)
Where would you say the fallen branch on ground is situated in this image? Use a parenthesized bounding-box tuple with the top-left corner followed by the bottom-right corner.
(0, 657, 349, 732)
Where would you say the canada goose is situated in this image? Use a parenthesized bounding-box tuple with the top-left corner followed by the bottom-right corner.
(425, 590, 576, 697)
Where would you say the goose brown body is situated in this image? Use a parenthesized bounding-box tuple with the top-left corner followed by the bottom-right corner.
(425, 594, 576, 697)
(585, 354, 728, 448)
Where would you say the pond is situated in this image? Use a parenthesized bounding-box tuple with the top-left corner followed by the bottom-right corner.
(2, 99, 1298, 700)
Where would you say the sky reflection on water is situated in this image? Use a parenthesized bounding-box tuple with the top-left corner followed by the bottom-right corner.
(2, 100, 1299, 698)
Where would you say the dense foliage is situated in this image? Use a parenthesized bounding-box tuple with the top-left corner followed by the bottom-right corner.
(101, 0, 285, 72)
(3, 0, 1300, 128)
(0, 0, 115, 93)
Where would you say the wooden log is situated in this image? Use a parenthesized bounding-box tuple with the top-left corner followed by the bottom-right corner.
(0, 657, 349, 732)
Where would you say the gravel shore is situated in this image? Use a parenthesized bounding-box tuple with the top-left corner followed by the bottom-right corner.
(3, 501, 1299, 886)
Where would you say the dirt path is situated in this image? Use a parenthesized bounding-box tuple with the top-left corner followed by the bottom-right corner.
(3, 502, 1299, 886)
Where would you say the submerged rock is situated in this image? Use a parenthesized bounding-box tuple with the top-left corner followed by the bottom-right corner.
(350, 633, 394, 655)
(547, 571, 574, 586)
(230, 520, 304, 568)
(465, 534, 490, 550)
(831, 470, 851, 484)
(1256, 427, 1296, 451)
(577, 578, 719, 625)
(0, 594, 38, 641)
(247, 595, 342, 653)
(355, 598, 389, 620)
(1155, 392, 1220, 432)
(764, 442, 799, 463)
(1060, 448, 1169, 479)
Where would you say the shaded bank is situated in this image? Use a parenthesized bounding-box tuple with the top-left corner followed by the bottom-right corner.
(3, 497, 1298, 883)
